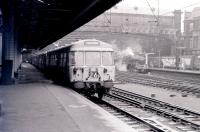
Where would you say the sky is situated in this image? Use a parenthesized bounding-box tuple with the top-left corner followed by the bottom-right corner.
(115, 0, 200, 15)
(118, 0, 200, 11)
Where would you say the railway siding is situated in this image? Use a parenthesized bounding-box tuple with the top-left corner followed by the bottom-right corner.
(100, 88, 200, 131)
(111, 88, 200, 127)
(115, 83, 200, 113)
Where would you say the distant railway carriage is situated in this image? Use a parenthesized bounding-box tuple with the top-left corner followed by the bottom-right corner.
(149, 55, 200, 70)
(31, 39, 115, 98)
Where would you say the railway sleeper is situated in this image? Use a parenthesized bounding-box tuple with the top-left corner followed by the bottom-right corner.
(191, 90, 200, 95)
(176, 125, 195, 131)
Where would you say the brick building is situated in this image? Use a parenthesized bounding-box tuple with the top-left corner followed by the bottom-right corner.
(59, 7, 181, 56)
(183, 7, 200, 56)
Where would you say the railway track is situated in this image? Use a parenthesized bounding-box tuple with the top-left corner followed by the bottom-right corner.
(80, 91, 168, 131)
(99, 98, 171, 131)
(99, 100, 169, 132)
(98, 87, 200, 132)
(116, 71, 200, 96)
(150, 71, 200, 84)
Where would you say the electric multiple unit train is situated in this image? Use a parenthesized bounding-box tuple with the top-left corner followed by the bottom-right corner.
(31, 39, 115, 98)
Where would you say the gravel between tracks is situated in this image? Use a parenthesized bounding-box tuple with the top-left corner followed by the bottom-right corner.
(114, 83, 200, 113)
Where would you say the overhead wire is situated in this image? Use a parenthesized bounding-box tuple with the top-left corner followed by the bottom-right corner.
(160, 1, 200, 16)
(145, 0, 159, 21)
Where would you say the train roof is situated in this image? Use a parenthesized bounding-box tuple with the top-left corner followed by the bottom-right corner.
(69, 39, 113, 51)
(34, 39, 113, 55)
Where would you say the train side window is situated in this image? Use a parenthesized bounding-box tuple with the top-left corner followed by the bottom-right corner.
(63, 53, 67, 67)
(69, 52, 84, 65)
(54, 54, 57, 66)
(69, 52, 75, 65)
(50, 54, 53, 65)
(60, 53, 63, 67)
(53, 54, 56, 66)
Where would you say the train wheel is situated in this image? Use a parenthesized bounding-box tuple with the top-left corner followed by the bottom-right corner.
(98, 91, 104, 99)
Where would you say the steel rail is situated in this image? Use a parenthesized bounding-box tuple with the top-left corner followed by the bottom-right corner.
(101, 96, 166, 132)
(107, 88, 200, 130)
(112, 87, 200, 117)
(116, 72, 200, 95)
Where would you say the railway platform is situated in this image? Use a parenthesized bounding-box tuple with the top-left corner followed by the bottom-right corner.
(149, 68, 200, 75)
(0, 63, 135, 132)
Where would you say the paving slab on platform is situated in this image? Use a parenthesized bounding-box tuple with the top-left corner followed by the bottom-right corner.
(0, 83, 136, 132)
(0, 63, 136, 132)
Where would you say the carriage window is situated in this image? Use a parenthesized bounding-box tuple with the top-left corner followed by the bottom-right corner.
(85, 52, 101, 66)
(69, 52, 84, 65)
(63, 53, 67, 67)
(60, 53, 64, 67)
(102, 52, 113, 66)
(69, 52, 75, 65)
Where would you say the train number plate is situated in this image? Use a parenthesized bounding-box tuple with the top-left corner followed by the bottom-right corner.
(90, 72, 99, 78)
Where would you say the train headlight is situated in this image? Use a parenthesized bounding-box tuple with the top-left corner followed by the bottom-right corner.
(103, 68, 107, 73)
(81, 68, 84, 73)
(73, 68, 77, 74)
(73, 68, 84, 74)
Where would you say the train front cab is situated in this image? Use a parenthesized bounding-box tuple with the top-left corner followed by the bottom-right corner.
(68, 40, 115, 98)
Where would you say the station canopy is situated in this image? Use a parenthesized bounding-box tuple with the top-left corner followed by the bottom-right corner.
(0, 0, 121, 49)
